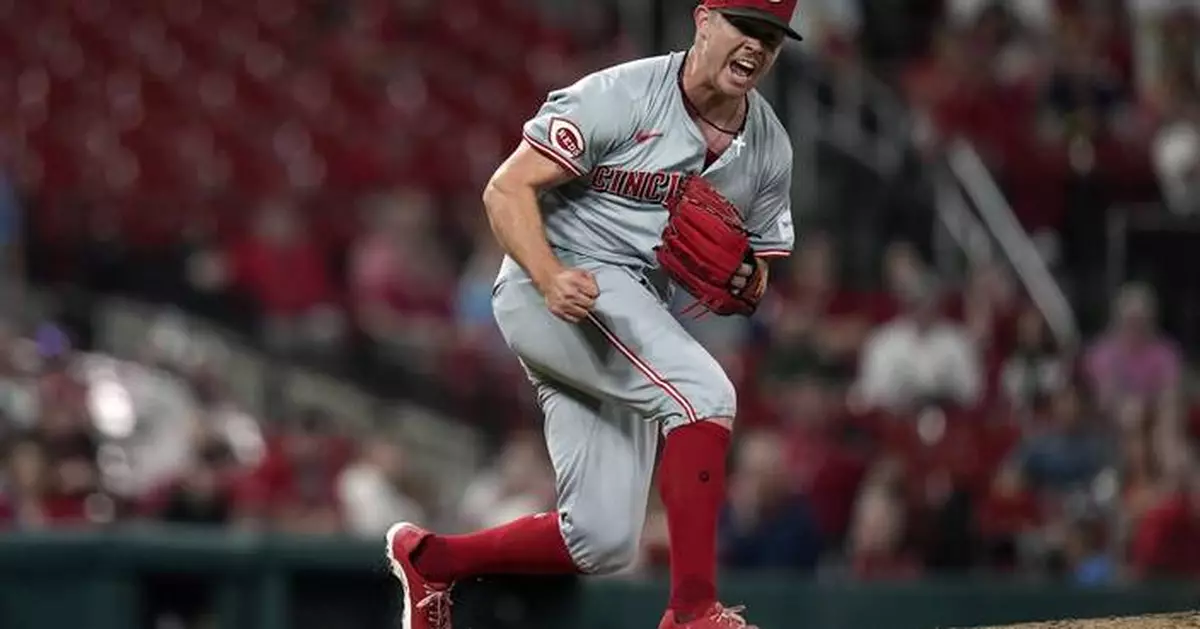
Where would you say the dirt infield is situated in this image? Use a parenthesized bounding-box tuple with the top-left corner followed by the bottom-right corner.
(973, 613, 1200, 629)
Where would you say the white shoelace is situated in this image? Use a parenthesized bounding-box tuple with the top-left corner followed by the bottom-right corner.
(714, 605, 756, 628)
(415, 586, 453, 629)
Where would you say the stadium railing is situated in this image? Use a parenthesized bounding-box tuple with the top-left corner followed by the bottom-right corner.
(90, 296, 485, 504)
(1, 528, 1198, 629)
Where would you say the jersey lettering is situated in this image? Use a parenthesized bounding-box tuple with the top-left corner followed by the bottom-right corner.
(590, 166, 685, 205)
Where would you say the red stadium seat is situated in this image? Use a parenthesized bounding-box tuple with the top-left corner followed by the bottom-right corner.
(18, 0, 605, 258)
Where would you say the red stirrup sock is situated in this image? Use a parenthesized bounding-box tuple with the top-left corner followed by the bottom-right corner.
(412, 512, 580, 582)
(659, 421, 731, 622)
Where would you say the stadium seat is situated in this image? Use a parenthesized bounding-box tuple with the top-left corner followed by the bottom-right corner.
(14, 0, 604, 254)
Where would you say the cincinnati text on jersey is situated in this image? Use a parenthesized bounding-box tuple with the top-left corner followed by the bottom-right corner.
(588, 166, 688, 205)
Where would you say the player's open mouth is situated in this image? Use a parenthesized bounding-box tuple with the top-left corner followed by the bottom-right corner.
(730, 59, 757, 79)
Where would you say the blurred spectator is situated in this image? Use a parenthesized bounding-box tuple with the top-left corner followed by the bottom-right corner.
(857, 276, 983, 413)
(1063, 516, 1117, 586)
(1038, 15, 1132, 148)
(229, 198, 344, 355)
(176, 210, 255, 325)
(444, 216, 530, 430)
(918, 460, 979, 574)
(454, 217, 508, 362)
(801, 0, 862, 62)
(0, 437, 49, 527)
(1001, 307, 1067, 412)
(0, 322, 40, 431)
(1130, 0, 1199, 107)
(1118, 427, 1165, 529)
(141, 436, 238, 526)
(41, 432, 110, 526)
(188, 367, 266, 469)
(946, 0, 1053, 37)
(1084, 283, 1181, 412)
(0, 171, 24, 310)
(1016, 382, 1113, 494)
(879, 241, 929, 320)
(977, 463, 1043, 571)
(902, 24, 975, 149)
(244, 410, 349, 535)
(957, 261, 1020, 358)
(458, 430, 555, 530)
(915, 7, 1045, 166)
(337, 438, 428, 537)
(1129, 461, 1200, 579)
(760, 234, 866, 387)
(1152, 108, 1200, 214)
(78, 352, 230, 502)
(773, 374, 870, 546)
(35, 328, 87, 420)
(34, 349, 102, 517)
(847, 459, 922, 580)
(565, 0, 640, 71)
(350, 190, 456, 374)
(719, 430, 822, 572)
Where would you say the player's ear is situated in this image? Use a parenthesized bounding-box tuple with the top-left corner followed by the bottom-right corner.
(694, 5, 711, 40)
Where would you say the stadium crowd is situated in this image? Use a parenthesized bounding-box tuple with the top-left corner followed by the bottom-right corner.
(3, 0, 1200, 595)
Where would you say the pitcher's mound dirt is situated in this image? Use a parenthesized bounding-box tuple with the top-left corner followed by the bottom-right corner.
(971, 613, 1200, 629)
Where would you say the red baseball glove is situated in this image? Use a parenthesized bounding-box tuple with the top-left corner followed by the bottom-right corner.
(655, 174, 767, 317)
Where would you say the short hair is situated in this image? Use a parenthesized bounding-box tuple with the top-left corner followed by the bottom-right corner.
(1114, 282, 1156, 319)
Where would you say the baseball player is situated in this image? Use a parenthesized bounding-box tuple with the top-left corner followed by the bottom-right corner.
(386, 1, 800, 628)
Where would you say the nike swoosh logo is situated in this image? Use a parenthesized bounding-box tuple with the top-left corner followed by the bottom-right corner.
(634, 130, 663, 144)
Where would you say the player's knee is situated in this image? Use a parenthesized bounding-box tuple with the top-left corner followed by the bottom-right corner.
(704, 368, 738, 421)
(664, 367, 738, 435)
(563, 511, 640, 575)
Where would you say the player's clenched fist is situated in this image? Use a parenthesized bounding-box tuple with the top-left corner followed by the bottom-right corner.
(539, 267, 599, 323)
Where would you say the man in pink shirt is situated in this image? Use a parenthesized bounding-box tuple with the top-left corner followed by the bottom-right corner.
(1084, 283, 1181, 410)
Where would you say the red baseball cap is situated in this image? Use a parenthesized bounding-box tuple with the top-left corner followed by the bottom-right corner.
(702, 0, 803, 41)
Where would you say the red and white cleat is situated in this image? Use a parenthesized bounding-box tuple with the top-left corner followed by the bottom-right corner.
(386, 522, 454, 629)
(658, 603, 760, 629)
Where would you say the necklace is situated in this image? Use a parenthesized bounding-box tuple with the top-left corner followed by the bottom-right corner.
(690, 99, 744, 135)
(678, 52, 747, 136)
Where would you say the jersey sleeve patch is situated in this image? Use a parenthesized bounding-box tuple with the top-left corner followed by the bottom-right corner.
(548, 117, 585, 159)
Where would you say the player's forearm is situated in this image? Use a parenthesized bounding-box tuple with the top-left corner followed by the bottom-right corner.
(482, 180, 562, 291)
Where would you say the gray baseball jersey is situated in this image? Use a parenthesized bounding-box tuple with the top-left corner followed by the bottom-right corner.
(489, 51, 796, 575)
(518, 50, 795, 269)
